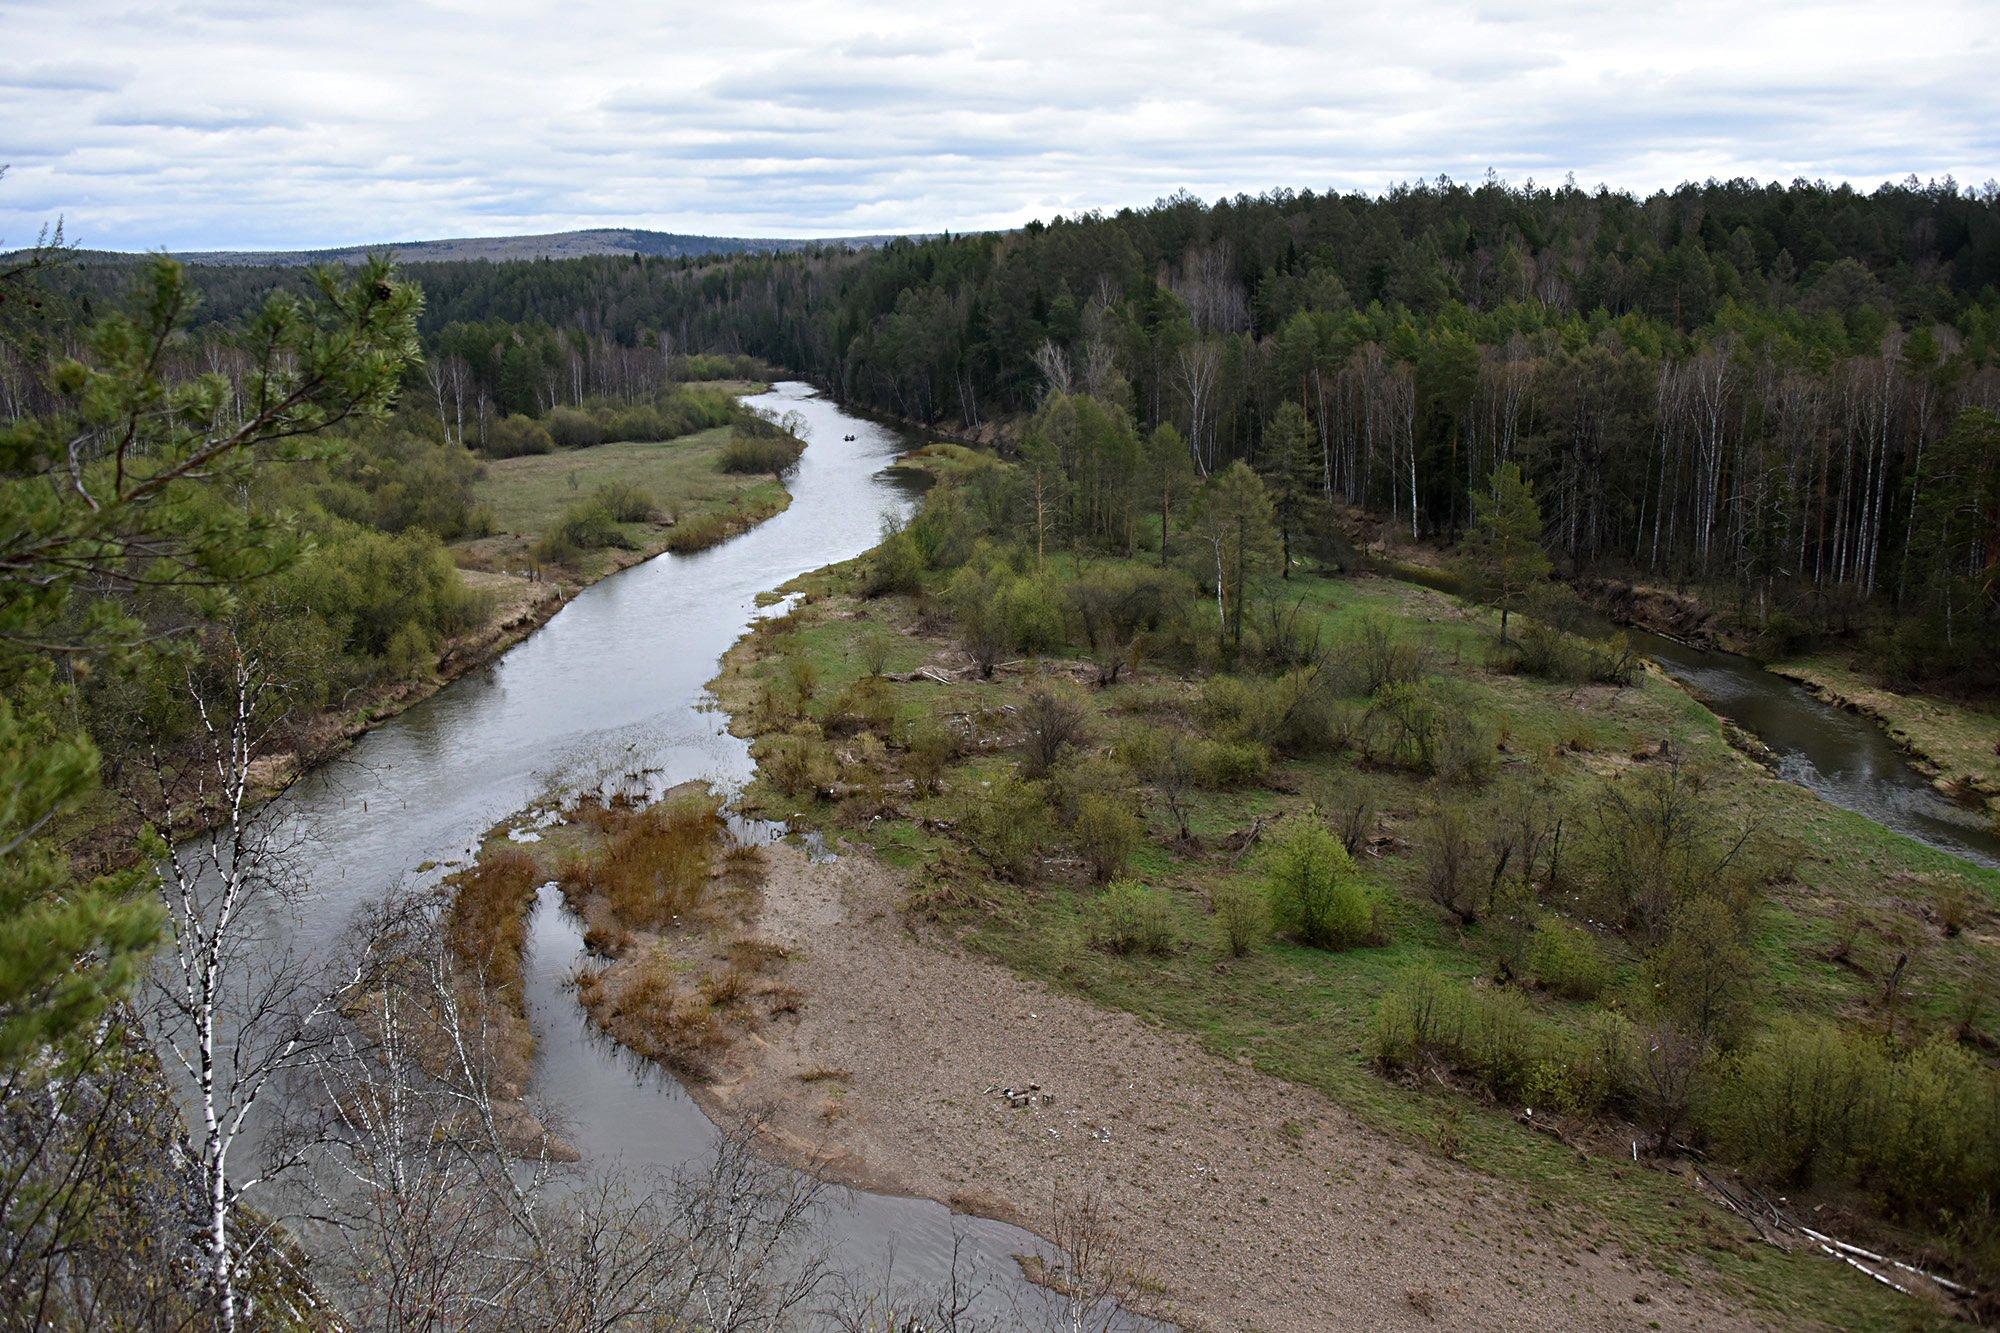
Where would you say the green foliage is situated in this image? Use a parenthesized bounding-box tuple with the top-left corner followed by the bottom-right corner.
(1212, 878, 1269, 956)
(1071, 793, 1142, 883)
(717, 431, 804, 476)
(953, 770, 1053, 882)
(1705, 1017, 1878, 1187)
(591, 480, 658, 523)
(1373, 969, 1615, 1115)
(1088, 880, 1178, 956)
(1526, 917, 1614, 1001)
(1456, 462, 1551, 640)
(1263, 819, 1376, 950)
(0, 691, 161, 1068)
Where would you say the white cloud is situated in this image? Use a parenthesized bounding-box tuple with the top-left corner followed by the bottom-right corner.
(0, 0, 1993, 250)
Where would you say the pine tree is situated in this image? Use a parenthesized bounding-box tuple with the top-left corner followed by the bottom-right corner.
(1257, 401, 1320, 579)
(1458, 462, 1551, 642)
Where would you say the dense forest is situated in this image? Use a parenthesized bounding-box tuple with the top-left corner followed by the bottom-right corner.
(38, 175, 1995, 685)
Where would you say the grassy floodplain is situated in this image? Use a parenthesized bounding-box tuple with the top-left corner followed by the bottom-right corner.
(708, 442, 1999, 1330)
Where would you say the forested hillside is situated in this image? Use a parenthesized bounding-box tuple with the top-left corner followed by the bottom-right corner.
(48, 176, 1994, 686)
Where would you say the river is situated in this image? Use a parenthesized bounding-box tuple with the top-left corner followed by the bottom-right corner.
(269, 382, 1074, 1319)
(1389, 565, 1998, 870)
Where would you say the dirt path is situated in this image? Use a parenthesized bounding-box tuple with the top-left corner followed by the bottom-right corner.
(693, 843, 1758, 1332)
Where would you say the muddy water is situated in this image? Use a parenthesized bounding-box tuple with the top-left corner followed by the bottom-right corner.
(269, 384, 1078, 1317)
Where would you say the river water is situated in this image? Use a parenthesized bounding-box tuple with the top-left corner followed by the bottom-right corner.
(270, 382, 1069, 1318)
(1389, 565, 1998, 870)
(1628, 628, 2000, 871)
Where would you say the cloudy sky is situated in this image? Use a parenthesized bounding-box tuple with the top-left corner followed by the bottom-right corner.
(2, 0, 1995, 252)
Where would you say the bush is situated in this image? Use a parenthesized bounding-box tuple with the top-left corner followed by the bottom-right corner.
(953, 771, 1052, 881)
(547, 406, 606, 449)
(1018, 686, 1091, 779)
(1341, 614, 1437, 695)
(1072, 793, 1141, 882)
(592, 480, 658, 523)
(1264, 820, 1376, 950)
(761, 725, 837, 799)
(1417, 806, 1482, 924)
(1373, 969, 1613, 1114)
(865, 523, 926, 597)
(898, 718, 959, 794)
(1212, 878, 1268, 956)
(1190, 738, 1268, 788)
(484, 414, 554, 458)
(541, 500, 630, 557)
(1526, 917, 1613, 1001)
(1088, 880, 1178, 956)
(1705, 1017, 1881, 1187)
(719, 432, 804, 475)
(1505, 623, 1638, 687)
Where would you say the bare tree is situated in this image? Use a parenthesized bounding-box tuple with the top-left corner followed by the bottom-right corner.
(136, 631, 343, 1332)
(299, 898, 837, 1331)
(1172, 340, 1223, 475)
(1031, 340, 1074, 402)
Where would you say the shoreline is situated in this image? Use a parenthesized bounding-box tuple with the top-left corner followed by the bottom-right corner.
(672, 841, 1745, 1332)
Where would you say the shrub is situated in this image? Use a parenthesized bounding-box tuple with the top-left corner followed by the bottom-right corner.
(1189, 738, 1268, 788)
(1316, 773, 1376, 854)
(1342, 614, 1437, 695)
(592, 480, 658, 523)
(1264, 820, 1376, 950)
(864, 523, 926, 597)
(1373, 969, 1612, 1114)
(1506, 623, 1637, 686)
(546, 406, 605, 449)
(761, 725, 837, 799)
(719, 432, 804, 475)
(1072, 793, 1141, 882)
(484, 414, 554, 458)
(1212, 878, 1268, 956)
(954, 771, 1052, 882)
(1088, 880, 1177, 956)
(1018, 686, 1091, 779)
(898, 718, 959, 794)
(1417, 806, 1482, 924)
(1705, 1017, 1881, 1187)
(1431, 709, 1495, 786)
(1526, 917, 1613, 1001)
(1363, 679, 1445, 771)
(552, 500, 630, 553)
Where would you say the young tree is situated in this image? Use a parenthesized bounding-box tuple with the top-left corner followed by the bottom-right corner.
(1256, 401, 1319, 580)
(1142, 423, 1194, 567)
(1457, 462, 1551, 642)
(1187, 462, 1277, 655)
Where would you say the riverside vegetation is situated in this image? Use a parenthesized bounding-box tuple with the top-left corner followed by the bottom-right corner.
(712, 403, 2000, 1327)
(5, 176, 2000, 1327)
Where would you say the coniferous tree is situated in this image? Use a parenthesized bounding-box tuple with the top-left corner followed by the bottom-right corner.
(1458, 462, 1552, 642)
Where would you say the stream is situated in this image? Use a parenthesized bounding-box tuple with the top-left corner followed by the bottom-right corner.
(265, 383, 1076, 1320)
(1391, 565, 1999, 870)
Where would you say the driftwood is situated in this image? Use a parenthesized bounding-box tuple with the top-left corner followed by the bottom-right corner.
(1692, 1161, 1975, 1306)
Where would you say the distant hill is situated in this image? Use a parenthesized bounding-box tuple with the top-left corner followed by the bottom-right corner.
(66, 227, 916, 267)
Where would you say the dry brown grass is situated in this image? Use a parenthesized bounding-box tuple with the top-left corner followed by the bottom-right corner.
(443, 845, 542, 992)
(560, 789, 726, 931)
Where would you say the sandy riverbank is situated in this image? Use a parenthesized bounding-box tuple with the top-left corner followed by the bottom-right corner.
(686, 841, 1754, 1332)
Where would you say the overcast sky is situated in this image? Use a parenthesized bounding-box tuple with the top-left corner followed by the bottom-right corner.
(2, 0, 1995, 252)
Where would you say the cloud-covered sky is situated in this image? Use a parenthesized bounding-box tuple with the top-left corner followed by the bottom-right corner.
(2, 0, 1995, 252)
